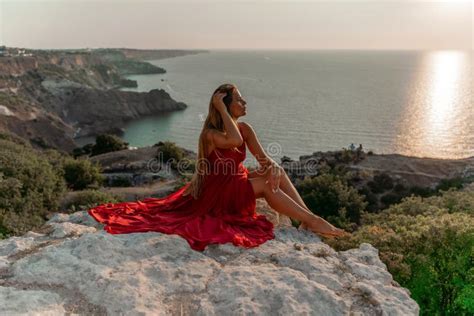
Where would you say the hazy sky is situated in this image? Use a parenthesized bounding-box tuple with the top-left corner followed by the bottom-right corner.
(1, 0, 472, 50)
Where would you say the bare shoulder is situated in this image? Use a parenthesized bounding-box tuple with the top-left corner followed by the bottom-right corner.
(238, 121, 253, 134)
(238, 121, 252, 129)
(238, 121, 255, 140)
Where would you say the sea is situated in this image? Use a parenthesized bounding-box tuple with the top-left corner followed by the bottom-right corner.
(79, 50, 474, 162)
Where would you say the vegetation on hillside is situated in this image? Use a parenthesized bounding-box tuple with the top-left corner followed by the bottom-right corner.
(295, 162, 473, 315)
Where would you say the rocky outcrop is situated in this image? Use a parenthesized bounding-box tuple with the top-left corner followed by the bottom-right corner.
(0, 106, 77, 151)
(284, 150, 474, 189)
(0, 48, 204, 152)
(0, 56, 39, 77)
(0, 210, 419, 315)
(59, 87, 187, 138)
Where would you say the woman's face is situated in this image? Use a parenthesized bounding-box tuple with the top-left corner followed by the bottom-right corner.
(228, 88, 247, 119)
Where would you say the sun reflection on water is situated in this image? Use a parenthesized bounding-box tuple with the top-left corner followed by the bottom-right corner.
(394, 51, 472, 158)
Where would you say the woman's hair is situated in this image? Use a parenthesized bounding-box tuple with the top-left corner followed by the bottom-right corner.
(184, 83, 238, 199)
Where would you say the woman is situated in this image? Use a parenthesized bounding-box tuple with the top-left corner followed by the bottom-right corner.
(88, 83, 346, 252)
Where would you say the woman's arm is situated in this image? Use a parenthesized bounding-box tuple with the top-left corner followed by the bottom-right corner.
(239, 121, 278, 169)
(208, 92, 243, 149)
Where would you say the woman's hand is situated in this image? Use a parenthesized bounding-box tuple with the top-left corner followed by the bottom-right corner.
(212, 91, 227, 113)
(265, 163, 283, 193)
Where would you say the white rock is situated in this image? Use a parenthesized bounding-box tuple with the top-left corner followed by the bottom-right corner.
(0, 286, 67, 315)
(0, 211, 419, 315)
(0, 236, 39, 257)
(0, 105, 14, 116)
(48, 222, 96, 238)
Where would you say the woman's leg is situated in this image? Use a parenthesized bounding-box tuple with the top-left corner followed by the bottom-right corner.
(249, 168, 309, 212)
(249, 167, 311, 228)
(249, 175, 345, 237)
(278, 170, 311, 212)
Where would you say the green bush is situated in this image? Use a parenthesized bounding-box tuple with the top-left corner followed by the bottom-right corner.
(108, 176, 132, 187)
(72, 144, 95, 158)
(409, 185, 436, 197)
(393, 183, 406, 193)
(406, 225, 473, 315)
(367, 173, 394, 194)
(178, 158, 196, 177)
(357, 187, 379, 212)
(296, 173, 368, 228)
(335, 148, 355, 163)
(0, 139, 66, 237)
(436, 177, 464, 192)
(329, 190, 474, 315)
(155, 141, 185, 170)
(374, 173, 394, 190)
(63, 158, 104, 190)
(380, 192, 404, 207)
(0, 131, 29, 146)
(91, 134, 128, 156)
(63, 190, 119, 212)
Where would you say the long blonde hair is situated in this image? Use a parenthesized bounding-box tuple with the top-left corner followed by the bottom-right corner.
(184, 83, 239, 199)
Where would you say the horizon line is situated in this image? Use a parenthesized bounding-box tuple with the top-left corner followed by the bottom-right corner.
(2, 45, 472, 52)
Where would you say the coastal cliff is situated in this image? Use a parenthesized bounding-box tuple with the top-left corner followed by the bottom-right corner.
(0, 48, 208, 152)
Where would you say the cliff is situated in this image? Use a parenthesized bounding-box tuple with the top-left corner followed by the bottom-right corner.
(0, 48, 206, 152)
(49, 86, 187, 138)
(0, 209, 419, 315)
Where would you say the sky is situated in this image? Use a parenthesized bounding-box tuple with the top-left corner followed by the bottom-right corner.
(1, 0, 472, 50)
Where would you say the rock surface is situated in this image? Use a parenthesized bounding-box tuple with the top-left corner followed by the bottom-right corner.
(0, 209, 419, 315)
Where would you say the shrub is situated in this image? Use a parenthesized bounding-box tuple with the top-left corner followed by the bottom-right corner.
(90, 134, 128, 156)
(409, 185, 436, 197)
(108, 176, 133, 187)
(373, 173, 394, 190)
(393, 183, 406, 193)
(436, 177, 464, 192)
(0, 131, 29, 146)
(72, 147, 85, 158)
(296, 173, 368, 228)
(380, 192, 404, 207)
(177, 159, 196, 178)
(328, 190, 474, 315)
(406, 225, 473, 315)
(367, 180, 384, 194)
(0, 139, 66, 237)
(71, 143, 95, 158)
(63, 158, 104, 190)
(358, 187, 379, 213)
(155, 141, 185, 170)
(368, 173, 394, 193)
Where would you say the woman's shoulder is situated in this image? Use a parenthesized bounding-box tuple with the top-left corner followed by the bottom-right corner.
(238, 121, 252, 129)
(237, 121, 254, 139)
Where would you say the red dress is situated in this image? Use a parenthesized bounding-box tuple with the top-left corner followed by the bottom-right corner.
(87, 126, 275, 252)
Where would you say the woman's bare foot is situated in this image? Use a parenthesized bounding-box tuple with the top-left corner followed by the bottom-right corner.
(299, 217, 348, 238)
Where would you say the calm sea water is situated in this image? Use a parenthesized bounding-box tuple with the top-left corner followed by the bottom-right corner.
(84, 50, 474, 161)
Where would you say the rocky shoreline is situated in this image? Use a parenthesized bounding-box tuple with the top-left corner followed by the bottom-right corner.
(0, 47, 209, 152)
